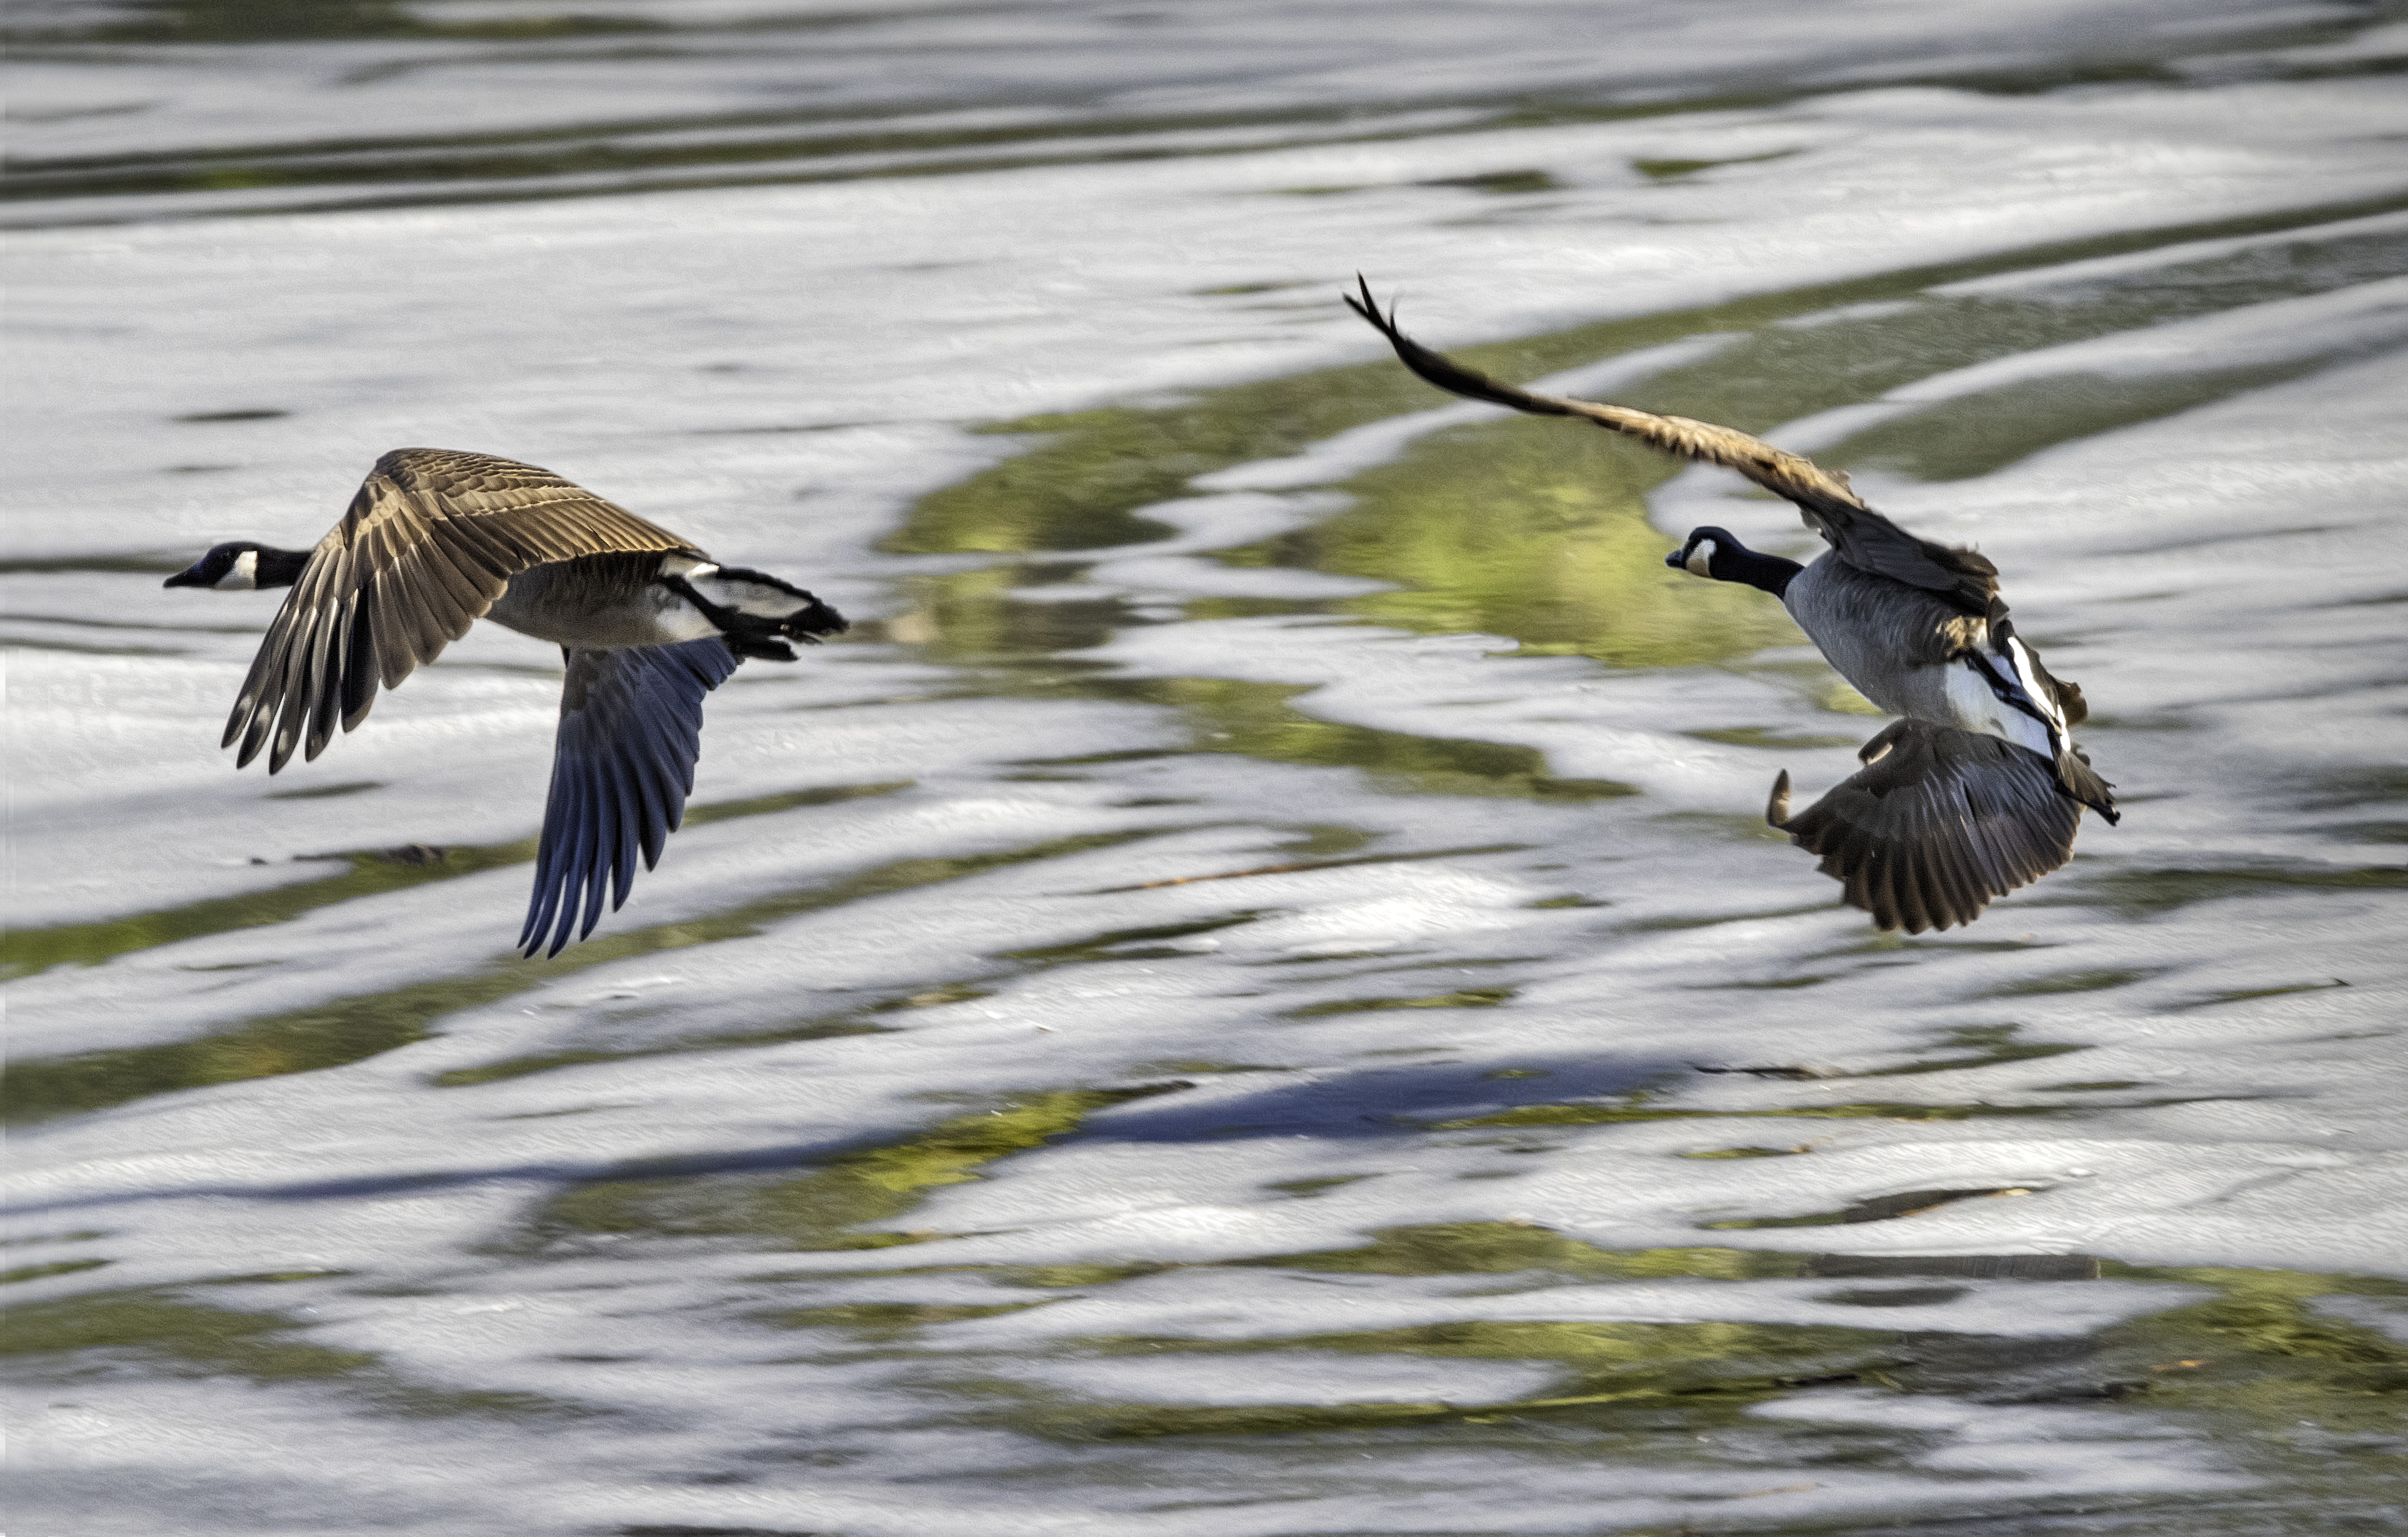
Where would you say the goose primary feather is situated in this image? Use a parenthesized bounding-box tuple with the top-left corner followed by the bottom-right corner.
(1346, 279, 2116, 933)
(166, 448, 847, 956)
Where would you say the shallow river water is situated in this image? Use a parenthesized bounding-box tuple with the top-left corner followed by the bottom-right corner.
(6, 3, 2407, 1533)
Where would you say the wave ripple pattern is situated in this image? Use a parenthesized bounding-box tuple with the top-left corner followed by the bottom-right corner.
(5, 3, 2406, 1533)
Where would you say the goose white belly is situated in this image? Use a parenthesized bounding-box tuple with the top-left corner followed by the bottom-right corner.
(1940, 639, 2060, 758)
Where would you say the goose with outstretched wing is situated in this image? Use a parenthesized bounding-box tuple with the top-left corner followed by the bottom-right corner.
(1346, 280, 2115, 933)
(166, 448, 847, 956)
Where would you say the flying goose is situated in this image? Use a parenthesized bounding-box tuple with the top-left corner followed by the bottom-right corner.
(165, 448, 848, 956)
(1345, 280, 2116, 933)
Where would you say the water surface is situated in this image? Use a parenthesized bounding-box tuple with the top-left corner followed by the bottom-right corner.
(6, 3, 2406, 1532)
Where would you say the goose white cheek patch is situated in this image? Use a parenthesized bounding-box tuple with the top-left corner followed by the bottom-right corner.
(1684, 538, 1719, 577)
(213, 549, 258, 590)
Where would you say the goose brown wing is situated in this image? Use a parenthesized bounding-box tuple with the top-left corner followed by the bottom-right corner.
(1345, 279, 1998, 613)
(1768, 719, 2080, 934)
(226, 448, 701, 772)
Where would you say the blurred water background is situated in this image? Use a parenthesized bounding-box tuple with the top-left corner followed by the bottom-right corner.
(6, 2, 2407, 1532)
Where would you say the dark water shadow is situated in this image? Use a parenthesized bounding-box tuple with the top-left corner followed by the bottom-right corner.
(1072, 1053, 1692, 1144)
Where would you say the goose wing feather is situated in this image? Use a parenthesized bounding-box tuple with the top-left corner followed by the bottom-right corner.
(1772, 719, 2080, 934)
(521, 638, 740, 959)
(227, 448, 702, 772)
(1344, 279, 1999, 612)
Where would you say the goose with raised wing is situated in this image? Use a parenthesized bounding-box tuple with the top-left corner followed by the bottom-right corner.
(1346, 280, 2115, 933)
(166, 448, 848, 956)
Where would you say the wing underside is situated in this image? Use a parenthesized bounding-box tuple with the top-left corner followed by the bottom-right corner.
(1770, 719, 2082, 934)
(521, 639, 741, 958)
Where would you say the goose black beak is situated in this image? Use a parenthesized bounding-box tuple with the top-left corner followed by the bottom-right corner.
(1663, 549, 1686, 571)
(163, 566, 209, 589)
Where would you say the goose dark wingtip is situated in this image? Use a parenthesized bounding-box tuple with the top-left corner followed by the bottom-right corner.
(1343, 275, 1565, 417)
(514, 639, 738, 960)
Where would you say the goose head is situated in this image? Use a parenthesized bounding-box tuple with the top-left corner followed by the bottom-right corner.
(1663, 526, 1800, 598)
(165, 543, 311, 591)
(1665, 526, 1743, 579)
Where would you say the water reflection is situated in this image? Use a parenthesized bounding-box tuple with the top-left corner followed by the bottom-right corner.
(883, 203, 2408, 680)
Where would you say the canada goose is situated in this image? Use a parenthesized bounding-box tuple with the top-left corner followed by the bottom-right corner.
(165, 448, 848, 956)
(1346, 280, 2116, 933)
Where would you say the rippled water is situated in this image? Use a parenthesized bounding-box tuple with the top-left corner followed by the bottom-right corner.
(7, 3, 2407, 1533)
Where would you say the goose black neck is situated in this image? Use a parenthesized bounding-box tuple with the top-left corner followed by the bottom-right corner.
(256, 547, 312, 588)
(1718, 545, 1801, 599)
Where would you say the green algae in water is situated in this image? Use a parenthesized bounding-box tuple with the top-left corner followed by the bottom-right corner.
(1224, 413, 1797, 668)
(885, 203, 2402, 559)
(532, 1084, 1189, 1252)
(1009, 1312, 1895, 1442)
(855, 207, 2408, 815)
(885, 206, 2408, 682)
(1237, 1221, 1809, 1281)
(2, 1284, 602, 1421)
(953, 1228, 2401, 1459)
(0, 841, 533, 982)
(1853, 1022, 2090, 1078)
(2, 1290, 376, 1381)
(6, 827, 1168, 1124)
(995, 911, 1270, 966)
(1, 1258, 112, 1285)
(982, 1225, 1886, 1441)
(2058, 862, 2408, 918)
(440, 828, 1379, 1092)
(1703, 1185, 2039, 1230)
(1983, 966, 2162, 998)
(976, 662, 1638, 800)
(1823, 357, 2361, 484)
(0, 779, 910, 982)
(1285, 986, 1515, 1018)
(2, 969, 540, 1126)
(430, 1016, 892, 1091)
(2095, 1265, 2408, 1438)
(1631, 148, 1805, 181)
(1097, 676, 1640, 800)
(766, 1300, 1043, 1341)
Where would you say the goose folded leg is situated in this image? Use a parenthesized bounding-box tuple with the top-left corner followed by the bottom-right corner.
(1766, 718, 2082, 935)
(521, 638, 740, 959)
